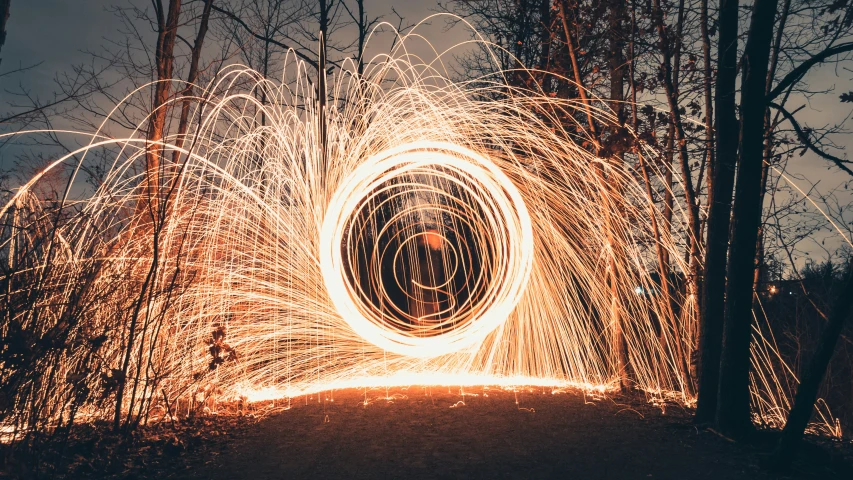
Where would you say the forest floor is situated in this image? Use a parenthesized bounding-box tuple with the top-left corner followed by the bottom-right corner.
(5, 386, 853, 479)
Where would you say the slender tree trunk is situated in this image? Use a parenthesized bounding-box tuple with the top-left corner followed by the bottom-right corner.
(318, 0, 329, 194)
(172, 0, 213, 166)
(700, 0, 714, 206)
(716, 0, 780, 438)
(695, 0, 739, 424)
(608, 1, 631, 390)
(628, 0, 675, 381)
(144, 0, 182, 216)
(0, 0, 10, 65)
(753, 0, 791, 293)
(356, 0, 366, 77)
(696, 0, 714, 386)
(629, 0, 672, 340)
(556, 2, 626, 389)
(608, 3, 625, 125)
(117, 0, 181, 432)
(653, 0, 700, 283)
(538, 0, 551, 91)
(558, 0, 599, 145)
(652, 0, 696, 392)
(772, 265, 853, 467)
(663, 128, 674, 272)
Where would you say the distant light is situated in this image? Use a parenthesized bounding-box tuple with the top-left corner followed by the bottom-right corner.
(769, 285, 777, 295)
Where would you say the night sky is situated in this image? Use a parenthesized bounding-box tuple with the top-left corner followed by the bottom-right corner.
(1, 0, 851, 268)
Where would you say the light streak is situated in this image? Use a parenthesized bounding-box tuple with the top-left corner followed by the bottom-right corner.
(320, 141, 533, 358)
(0, 20, 837, 438)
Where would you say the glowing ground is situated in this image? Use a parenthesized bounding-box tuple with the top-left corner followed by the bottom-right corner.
(70, 388, 851, 480)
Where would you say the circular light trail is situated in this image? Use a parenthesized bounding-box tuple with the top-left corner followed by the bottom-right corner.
(9, 21, 814, 434)
(321, 141, 533, 357)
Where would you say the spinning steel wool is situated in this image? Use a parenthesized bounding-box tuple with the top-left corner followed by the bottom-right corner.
(0, 23, 822, 434)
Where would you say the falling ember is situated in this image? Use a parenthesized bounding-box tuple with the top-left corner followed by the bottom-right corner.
(0, 20, 815, 434)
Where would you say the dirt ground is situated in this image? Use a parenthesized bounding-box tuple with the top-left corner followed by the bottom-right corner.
(12, 386, 851, 479)
(113, 386, 848, 480)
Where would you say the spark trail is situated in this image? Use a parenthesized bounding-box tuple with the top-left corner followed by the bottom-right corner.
(0, 23, 823, 435)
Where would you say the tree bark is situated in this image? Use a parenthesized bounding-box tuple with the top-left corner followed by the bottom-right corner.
(356, 0, 366, 77)
(652, 0, 696, 392)
(144, 0, 182, 217)
(0, 0, 10, 65)
(172, 0, 214, 166)
(117, 0, 182, 432)
(662, 128, 673, 274)
(699, 0, 714, 198)
(652, 0, 700, 285)
(558, 0, 599, 145)
(695, 0, 739, 424)
(608, 2, 625, 125)
(538, 0, 551, 91)
(772, 265, 853, 467)
(607, 1, 630, 390)
(716, 0, 780, 438)
(753, 0, 791, 294)
(318, 0, 329, 193)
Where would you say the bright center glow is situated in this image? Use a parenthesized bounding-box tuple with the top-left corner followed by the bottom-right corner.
(320, 141, 534, 358)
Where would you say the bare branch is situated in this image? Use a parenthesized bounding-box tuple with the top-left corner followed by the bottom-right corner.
(767, 42, 853, 102)
(769, 100, 853, 176)
(211, 4, 317, 68)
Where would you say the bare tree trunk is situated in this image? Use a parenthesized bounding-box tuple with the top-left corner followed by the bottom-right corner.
(558, 0, 599, 145)
(0, 0, 10, 65)
(318, 0, 329, 193)
(117, 0, 182, 432)
(652, 0, 695, 391)
(717, 0, 780, 438)
(663, 128, 673, 273)
(538, 0, 551, 91)
(695, 0, 715, 387)
(356, 0, 366, 76)
(608, 3, 625, 126)
(695, 0, 739, 425)
(629, 0, 670, 353)
(608, 1, 630, 390)
(772, 265, 853, 467)
(753, 0, 791, 293)
(653, 0, 700, 285)
(172, 0, 214, 166)
(144, 0, 182, 216)
(699, 0, 714, 205)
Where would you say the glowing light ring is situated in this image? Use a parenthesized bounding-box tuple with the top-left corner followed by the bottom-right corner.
(320, 141, 534, 358)
(1, 23, 818, 435)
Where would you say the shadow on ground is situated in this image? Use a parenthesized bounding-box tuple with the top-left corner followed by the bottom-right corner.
(148, 387, 850, 480)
